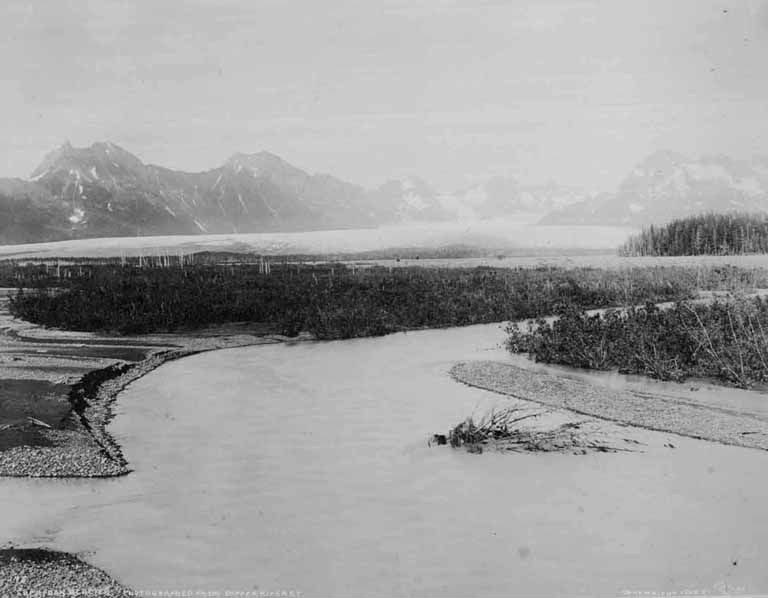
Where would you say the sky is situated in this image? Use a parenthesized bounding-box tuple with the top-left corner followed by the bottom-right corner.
(2, 0, 768, 192)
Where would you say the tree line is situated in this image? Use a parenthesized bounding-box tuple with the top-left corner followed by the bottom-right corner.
(619, 212, 768, 256)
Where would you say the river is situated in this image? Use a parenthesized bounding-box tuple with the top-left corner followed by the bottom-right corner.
(2, 323, 768, 596)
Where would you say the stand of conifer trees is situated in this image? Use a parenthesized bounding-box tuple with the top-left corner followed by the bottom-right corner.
(620, 212, 768, 256)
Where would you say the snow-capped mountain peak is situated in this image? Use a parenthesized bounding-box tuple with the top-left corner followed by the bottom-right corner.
(542, 151, 768, 226)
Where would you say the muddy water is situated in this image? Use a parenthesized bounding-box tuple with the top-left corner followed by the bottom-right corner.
(2, 323, 768, 597)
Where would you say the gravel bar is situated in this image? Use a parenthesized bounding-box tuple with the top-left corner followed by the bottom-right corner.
(0, 549, 131, 597)
(451, 360, 768, 451)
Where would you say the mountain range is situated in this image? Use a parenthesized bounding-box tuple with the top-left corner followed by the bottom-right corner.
(0, 142, 584, 244)
(2, 143, 768, 245)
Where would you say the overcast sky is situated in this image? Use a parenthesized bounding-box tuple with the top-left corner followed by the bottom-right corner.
(2, 0, 767, 191)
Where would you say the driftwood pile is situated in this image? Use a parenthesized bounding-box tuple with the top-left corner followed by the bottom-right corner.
(437, 407, 637, 455)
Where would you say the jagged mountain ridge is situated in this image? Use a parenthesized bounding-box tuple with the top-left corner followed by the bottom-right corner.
(541, 151, 768, 226)
(0, 142, 580, 244)
(22, 142, 384, 238)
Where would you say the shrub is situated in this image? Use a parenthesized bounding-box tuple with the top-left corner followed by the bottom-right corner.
(8, 262, 708, 339)
(507, 296, 768, 388)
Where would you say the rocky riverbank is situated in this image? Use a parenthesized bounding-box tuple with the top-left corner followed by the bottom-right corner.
(0, 291, 284, 477)
(0, 294, 293, 595)
(0, 548, 131, 597)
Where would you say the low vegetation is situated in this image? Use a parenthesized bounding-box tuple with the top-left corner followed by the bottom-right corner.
(620, 212, 768, 256)
(447, 409, 542, 453)
(507, 296, 768, 388)
(3, 258, 735, 339)
(444, 410, 625, 454)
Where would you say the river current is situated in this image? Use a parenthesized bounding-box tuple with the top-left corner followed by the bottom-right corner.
(2, 323, 768, 596)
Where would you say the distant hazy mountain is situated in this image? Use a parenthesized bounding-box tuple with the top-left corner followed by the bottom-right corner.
(542, 151, 768, 226)
(370, 175, 581, 222)
(370, 177, 450, 222)
(443, 177, 583, 220)
(0, 141, 585, 244)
